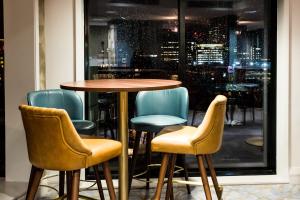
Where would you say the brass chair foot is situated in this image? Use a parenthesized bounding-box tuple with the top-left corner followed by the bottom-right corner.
(217, 186, 223, 200)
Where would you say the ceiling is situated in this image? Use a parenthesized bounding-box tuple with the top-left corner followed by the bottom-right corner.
(88, 0, 266, 29)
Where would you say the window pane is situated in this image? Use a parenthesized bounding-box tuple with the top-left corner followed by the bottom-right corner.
(185, 0, 275, 170)
(87, 0, 178, 77)
(85, 0, 179, 177)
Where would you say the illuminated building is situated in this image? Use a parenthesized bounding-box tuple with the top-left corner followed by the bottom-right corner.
(160, 41, 179, 62)
(196, 44, 225, 65)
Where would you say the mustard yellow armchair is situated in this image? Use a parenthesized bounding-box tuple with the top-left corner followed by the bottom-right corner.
(19, 105, 121, 200)
(151, 95, 227, 200)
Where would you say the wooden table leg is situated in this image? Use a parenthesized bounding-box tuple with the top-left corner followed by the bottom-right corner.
(119, 91, 129, 200)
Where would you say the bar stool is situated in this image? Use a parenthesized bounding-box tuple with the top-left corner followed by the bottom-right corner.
(19, 105, 121, 200)
(129, 87, 191, 193)
(151, 95, 227, 200)
(94, 73, 117, 139)
(97, 92, 117, 139)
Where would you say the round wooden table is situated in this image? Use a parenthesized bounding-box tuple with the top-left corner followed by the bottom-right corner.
(61, 79, 181, 200)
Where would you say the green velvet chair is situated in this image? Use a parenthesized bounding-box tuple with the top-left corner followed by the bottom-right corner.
(129, 87, 191, 193)
(27, 89, 96, 135)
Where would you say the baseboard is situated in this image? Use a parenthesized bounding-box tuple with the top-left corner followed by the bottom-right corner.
(290, 167, 300, 184)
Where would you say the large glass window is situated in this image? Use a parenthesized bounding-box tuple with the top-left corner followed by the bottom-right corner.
(85, 0, 276, 176)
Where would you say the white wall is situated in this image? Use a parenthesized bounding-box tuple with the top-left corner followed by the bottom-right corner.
(44, 0, 85, 100)
(289, 0, 300, 183)
(4, 0, 38, 182)
(3, 0, 84, 182)
(44, 0, 75, 89)
(74, 0, 85, 83)
(276, 0, 290, 183)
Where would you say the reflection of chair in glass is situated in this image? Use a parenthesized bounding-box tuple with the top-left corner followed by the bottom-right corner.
(151, 95, 227, 200)
(94, 73, 117, 139)
(237, 91, 255, 125)
(129, 87, 191, 193)
(226, 84, 258, 125)
(19, 105, 121, 199)
(236, 84, 260, 125)
(27, 89, 96, 135)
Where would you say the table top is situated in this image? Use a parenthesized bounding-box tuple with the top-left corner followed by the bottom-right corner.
(60, 79, 182, 92)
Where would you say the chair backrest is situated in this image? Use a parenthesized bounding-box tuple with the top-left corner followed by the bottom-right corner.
(191, 95, 227, 154)
(27, 89, 83, 120)
(135, 87, 189, 120)
(19, 105, 91, 170)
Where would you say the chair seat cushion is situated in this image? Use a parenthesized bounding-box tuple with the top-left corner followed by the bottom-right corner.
(72, 120, 96, 135)
(151, 125, 198, 155)
(83, 138, 122, 167)
(131, 115, 187, 132)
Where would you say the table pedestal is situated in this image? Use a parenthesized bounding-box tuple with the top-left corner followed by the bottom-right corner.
(60, 79, 182, 200)
(118, 91, 128, 200)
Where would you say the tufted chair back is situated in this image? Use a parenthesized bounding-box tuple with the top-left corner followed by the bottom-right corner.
(27, 89, 83, 120)
(19, 105, 91, 171)
(135, 87, 189, 120)
(191, 95, 227, 154)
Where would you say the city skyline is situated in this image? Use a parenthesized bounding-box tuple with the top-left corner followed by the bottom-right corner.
(89, 14, 267, 69)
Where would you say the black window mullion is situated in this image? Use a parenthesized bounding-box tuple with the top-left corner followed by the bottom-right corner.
(178, 0, 186, 80)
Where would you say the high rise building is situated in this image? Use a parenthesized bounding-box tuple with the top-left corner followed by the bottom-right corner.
(196, 44, 225, 65)
(160, 41, 179, 62)
(237, 29, 264, 66)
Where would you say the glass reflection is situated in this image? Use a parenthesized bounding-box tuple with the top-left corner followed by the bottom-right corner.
(85, 0, 275, 176)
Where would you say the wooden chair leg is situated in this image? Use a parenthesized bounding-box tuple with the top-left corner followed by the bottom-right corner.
(165, 154, 177, 200)
(197, 155, 212, 200)
(59, 171, 65, 197)
(170, 184, 174, 200)
(93, 165, 105, 200)
(70, 170, 80, 200)
(145, 132, 153, 190)
(26, 166, 44, 200)
(153, 153, 170, 200)
(128, 130, 142, 192)
(102, 161, 116, 200)
(205, 155, 223, 200)
(66, 171, 73, 200)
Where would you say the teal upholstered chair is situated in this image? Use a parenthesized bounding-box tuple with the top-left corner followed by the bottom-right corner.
(131, 87, 189, 132)
(27, 89, 97, 196)
(129, 87, 191, 192)
(27, 89, 96, 135)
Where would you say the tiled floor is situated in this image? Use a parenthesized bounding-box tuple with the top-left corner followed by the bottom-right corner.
(1, 177, 299, 200)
